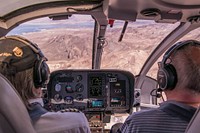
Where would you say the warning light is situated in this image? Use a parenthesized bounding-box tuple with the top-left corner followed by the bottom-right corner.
(108, 19, 115, 27)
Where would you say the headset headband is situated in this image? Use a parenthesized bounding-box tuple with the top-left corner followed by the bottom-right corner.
(157, 39, 200, 90)
(162, 40, 200, 65)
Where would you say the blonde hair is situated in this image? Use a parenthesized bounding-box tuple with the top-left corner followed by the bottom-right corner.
(0, 66, 36, 108)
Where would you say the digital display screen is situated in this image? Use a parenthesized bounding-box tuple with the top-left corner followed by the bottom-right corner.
(58, 77, 74, 82)
(110, 80, 126, 107)
(91, 100, 103, 108)
(89, 76, 103, 97)
(111, 98, 121, 105)
(110, 81, 125, 94)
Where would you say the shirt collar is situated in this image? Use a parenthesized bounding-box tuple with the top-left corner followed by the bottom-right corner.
(160, 100, 197, 110)
(28, 98, 44, 107)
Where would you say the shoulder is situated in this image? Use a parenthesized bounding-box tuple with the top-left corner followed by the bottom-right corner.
(44, 111, 88, 124)
(126, 108, 164, 122)
(119, 105, 189, 133)
(34, 112, 90, 133)
(122, 108, 176, 129)
(119, 109, 163, 133)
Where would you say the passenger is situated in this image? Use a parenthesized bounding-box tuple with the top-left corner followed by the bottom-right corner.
(117, 40, 200, 133)
(0, 35, 91, 133)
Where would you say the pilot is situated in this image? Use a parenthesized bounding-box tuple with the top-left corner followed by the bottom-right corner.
(0, 35, 91, 133)
(117, 40, 200, 133)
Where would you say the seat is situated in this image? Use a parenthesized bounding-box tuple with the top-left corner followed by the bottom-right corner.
(185, 107, 200, 133)
(0, 73, 36, 133)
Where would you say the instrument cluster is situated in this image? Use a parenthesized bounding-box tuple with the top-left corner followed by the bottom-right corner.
(46, 69, 134, 114)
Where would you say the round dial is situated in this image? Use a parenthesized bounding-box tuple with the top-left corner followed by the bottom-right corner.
(55, 84, 62, 92)
(76, 75, 82, 82)
(65, 85, 73, 93)
(75, 83, 84, 92)
(54, 94, 62, 102)
(64, 96, 74, 104)
(75, 94, 83, 101)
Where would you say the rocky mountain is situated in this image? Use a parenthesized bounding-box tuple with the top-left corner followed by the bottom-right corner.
(23, 22, 200, 78)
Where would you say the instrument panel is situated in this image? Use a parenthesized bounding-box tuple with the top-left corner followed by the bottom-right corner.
(45, 69, 134, 132)
(46, 69, 134, 114)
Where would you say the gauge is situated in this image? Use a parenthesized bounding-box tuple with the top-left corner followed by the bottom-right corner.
(64, 96, 74, 104)
(55, 84, 62, 92)
(76, 75, 82, 82)
(65, 85, 73, 93)
(54, 94, 62, 102)
(75, 94, 83, 101)
(75, 83, 84, 92)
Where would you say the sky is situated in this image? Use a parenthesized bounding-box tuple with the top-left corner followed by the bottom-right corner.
(8, 14, 155, 35)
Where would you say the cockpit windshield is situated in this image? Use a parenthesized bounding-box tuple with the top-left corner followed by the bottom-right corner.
(9, 15, 180, 77)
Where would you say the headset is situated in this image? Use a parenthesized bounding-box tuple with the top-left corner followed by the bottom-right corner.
(157, 40, 200, 91)
(0, 36, 50, 88)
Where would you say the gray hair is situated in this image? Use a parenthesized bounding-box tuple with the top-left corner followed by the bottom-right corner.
(171, 44, 200, 93)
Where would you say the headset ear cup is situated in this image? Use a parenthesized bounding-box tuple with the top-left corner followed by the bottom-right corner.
(34, 59, 50, 88)
(157, 64, 177, 90)
(41, 62, 50, 85)
(157, 68, 167, 90)
(165, 64, 177, 90)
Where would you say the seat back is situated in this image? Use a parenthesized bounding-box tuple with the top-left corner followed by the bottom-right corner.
(0, 73, 36, 133)
(185, 107, 200, 133)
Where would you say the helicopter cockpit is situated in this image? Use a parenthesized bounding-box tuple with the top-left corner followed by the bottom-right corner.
(0, 0, 200, 133)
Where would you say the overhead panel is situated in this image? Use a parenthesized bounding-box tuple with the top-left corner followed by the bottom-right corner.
(105, 0, 137, 21)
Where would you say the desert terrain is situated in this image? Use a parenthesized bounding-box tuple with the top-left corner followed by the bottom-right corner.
(17, 18, 200, 79)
